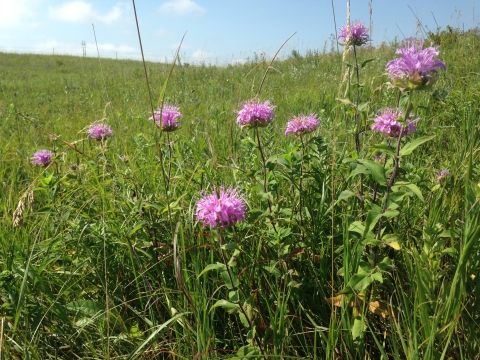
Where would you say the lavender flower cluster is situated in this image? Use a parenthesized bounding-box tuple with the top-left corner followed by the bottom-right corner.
(386, 38, 446, 90)
(150, 105, 183, 132)
(338, 21, 370, 47)
(371, 108, 419, 138)
(195, 187, 247, 229)
(235, 99, 276, 128)
(31, 149, 54, 166)
(88, 124, 113, 141)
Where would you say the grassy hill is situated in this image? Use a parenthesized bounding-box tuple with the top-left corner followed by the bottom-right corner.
(0, 28, 480, 359)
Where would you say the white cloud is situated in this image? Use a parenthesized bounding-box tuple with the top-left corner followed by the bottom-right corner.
(49, 1, 127, 24)
(159, 0, 205, 16)
(190, 50, 215, 63)
(0, 0, 38, 28)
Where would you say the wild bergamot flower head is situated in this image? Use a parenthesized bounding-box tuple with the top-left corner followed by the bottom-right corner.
(31, 149, 54, 166)
(235, 99, 275, 129)
(285, 114, 320, 136)
(88, 124, 113, 141)
(150, 104, 183, 132)
(371, 108, 419, 138)
(338, 21, 370, 47)
(196, 187, 247, 229)
(386, 38, 446, 90)
(436, 169, 450, 181)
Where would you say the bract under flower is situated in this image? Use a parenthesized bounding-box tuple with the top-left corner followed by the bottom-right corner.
(386, 38, 446, 90)
(196, 187, 247, 229)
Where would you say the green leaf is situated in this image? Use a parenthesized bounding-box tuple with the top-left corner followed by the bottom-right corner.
(197, 262, 225, 278)
(129, 221, 146, 236)
(345, 273, 374, 293)
(127, 313, 188, 360)
(210, 300, 240, 314)
(263, 264, 281, 278)
(399, 135, 436, 156)
(66, 300, 104, 317)
(357, 101, 369, 112)
(228, 291, 239, 302)
(349, 221, 365, 236)
(382, 234, 401, 250)
(235, 346, 259, 358)
(338, 190, 354, 202)
(357, 159, 387, 185)
(221, 270, 239, 289)
(248, 209, 265, 222)
(337, 98, 353, 105)
(352, 316, 366, 340)
(393, 182, 424, 202)
(364, 209, 383, 235)
(361, 58, 376, 68)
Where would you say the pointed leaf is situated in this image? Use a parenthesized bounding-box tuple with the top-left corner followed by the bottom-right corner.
(197, 263, 225, 278)
(358, 159, 387, 185)
(210, 300, 239, 314)
(399, 135, 436, 156)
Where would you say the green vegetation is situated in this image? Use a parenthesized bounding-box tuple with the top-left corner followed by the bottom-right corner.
(0, 28, 480, 359)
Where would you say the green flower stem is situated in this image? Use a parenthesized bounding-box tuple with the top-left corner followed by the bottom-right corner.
(217, 229, 266, 357)
(255, 128, 277, 232)
(299, 136, 306, 238)
(353, 44, 365, 217)
(376, 90, 413, 240)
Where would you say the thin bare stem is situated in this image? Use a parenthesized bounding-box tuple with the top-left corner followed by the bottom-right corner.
(92, 24, 117, 126)
(256, 32, 296, 97)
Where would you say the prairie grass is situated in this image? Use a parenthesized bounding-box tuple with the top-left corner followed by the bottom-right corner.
(0, 27, 480, 359)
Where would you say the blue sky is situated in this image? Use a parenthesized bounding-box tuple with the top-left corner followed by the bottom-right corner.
(0, 0, 478, 64)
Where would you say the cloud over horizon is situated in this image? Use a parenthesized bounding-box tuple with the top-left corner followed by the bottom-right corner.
(0, 0, 38, 28)
(159, 0, 206, 16)
(49, 1, 127, 24)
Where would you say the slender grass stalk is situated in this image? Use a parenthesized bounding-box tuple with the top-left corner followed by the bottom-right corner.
(0, 317, 4, 360)
(92, 24, 117, 127)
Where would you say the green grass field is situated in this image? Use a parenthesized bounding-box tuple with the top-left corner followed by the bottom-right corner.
(0, 27, 480, 359)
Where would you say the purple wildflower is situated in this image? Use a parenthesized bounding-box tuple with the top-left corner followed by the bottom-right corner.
(31, 149, 54, 166)
(285, 114, 320, 136)
(149, 104, 183, 132)
(196, 187, 247, 229)
(372, 153, 383, 163)
(386, 38, 446, 90)
(338, 21, 370, 47)
(88, 124, 113, 141)
(235, 99, 276, 129)
(436, 169, 450, 181)
(371, 108, 419, 138)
